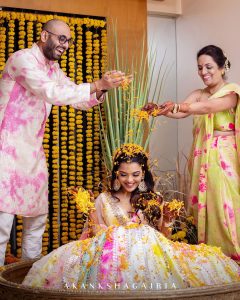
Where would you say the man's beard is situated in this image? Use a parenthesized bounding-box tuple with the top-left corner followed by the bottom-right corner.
(42, 39, 62, 61)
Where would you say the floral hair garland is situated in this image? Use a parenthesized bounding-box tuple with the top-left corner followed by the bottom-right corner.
(113, 143, 148, 163)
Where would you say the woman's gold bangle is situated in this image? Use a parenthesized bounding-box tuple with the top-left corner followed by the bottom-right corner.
(171, 103, 180, 114)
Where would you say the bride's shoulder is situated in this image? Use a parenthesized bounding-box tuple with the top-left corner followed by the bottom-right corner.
(95, 191, 112, 205)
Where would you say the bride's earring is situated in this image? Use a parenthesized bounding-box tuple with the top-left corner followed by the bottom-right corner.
(113, 179, 121, 191)
(138, 179, 147, 192)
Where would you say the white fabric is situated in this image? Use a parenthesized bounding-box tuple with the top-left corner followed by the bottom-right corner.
(0, 212, 14, 266)
(0, 212, 47, 266)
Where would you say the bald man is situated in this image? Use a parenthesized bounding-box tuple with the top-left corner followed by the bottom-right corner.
(0, 19, 125, 266)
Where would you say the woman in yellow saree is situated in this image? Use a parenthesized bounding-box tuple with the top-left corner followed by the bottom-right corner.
(143, 45, 240, 263)
(188, 82, 240, 262)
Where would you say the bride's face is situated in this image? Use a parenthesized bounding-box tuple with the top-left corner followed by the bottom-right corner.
(117, 162, 143, 193)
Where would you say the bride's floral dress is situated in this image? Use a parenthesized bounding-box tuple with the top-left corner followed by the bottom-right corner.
(23, 192, 240, 291)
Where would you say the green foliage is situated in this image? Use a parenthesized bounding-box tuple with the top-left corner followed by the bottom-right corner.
(100, 28, 170, 172)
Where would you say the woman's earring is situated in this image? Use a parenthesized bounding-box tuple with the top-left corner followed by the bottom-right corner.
(113, 179, 121, 191)
(138, 179, 147, 192)
(221, 70, 225, 76)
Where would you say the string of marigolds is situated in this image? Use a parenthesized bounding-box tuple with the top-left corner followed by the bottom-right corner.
(36, 22, 42, 40)
(93, 107, 101, 196)
(26, 20, 34, 48)
(18, 18, 25, 50)
(76, 25, 83, 84)
(75, 24, 85, 238)
(42, 120, 50, 255)
(58, 32, 69, 245)
(99, 28, 108, 186)
(76, 109, 84, 238)
(85, 30, 93, 83)
(16, 216, 23, 258)
(86, 110, 94, 191)
(67, 24, 77, 241)
(0, 11, 106, 28)
(60, 106, 69, 245)
(0, 20, 6, 78)
(51, 106, 60, 250)
(68, 106, 77, 241)
(101, 29, 107, 75)
(85, 30, 94, 191)
(93, 33, 101, 196)
(7, 19, 14, 57)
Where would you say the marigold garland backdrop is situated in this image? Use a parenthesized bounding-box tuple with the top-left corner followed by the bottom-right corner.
(0, 8, 107, 257)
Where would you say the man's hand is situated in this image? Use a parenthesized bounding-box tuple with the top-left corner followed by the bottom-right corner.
(95, 70, 126, 91)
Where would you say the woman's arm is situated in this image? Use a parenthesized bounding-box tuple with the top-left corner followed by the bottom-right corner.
(79, 194, 107, 239)
(164, 91, 237, 117)
(179, 93, 237, 115)
(89, 194, 108, 235)
(163, 89, 203, 119)
(142, 90, 202, 119)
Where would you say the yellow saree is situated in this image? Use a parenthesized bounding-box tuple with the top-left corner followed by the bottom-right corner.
(188, 83, 240, 262)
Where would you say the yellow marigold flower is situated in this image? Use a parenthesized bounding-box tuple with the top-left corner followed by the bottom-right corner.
(187, 216, 194, 223)
(174, 231, 186, 240)
(69, 187, 95, 215)
(131, 108, 149, 121)
(166, 199, 184, 212)
(113, 143, 148, 161)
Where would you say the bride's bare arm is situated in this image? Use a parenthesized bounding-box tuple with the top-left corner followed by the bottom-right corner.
(79, 194, 107, 239)
(90, 194, 108, 235)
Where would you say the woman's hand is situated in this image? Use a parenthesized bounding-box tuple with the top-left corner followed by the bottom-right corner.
(156, 101, 174, 115)
(142, 101, 174, 116)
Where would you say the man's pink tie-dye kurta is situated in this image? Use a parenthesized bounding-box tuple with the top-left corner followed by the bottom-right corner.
(0, 43, 100, 217)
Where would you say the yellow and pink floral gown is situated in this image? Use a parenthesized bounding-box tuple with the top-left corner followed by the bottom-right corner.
(23, 192, 240, 291)
(188, 83, 240, 263)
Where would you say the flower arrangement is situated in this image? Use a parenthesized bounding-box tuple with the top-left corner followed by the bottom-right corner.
(99, 26, 170, 172)
(163, 199, 197, 244)
(170, 213, 197, 244)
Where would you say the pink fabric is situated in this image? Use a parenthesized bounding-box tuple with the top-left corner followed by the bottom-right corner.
(0, 44, 99, 216)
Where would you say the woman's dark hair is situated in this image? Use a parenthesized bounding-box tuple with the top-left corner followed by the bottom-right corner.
(197, 45, 231, 70)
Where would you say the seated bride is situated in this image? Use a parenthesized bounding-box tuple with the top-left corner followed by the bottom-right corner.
(23, 144, 240, 291)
